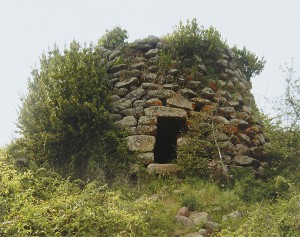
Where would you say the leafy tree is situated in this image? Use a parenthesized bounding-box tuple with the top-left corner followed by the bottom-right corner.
(98, 26, 128, 50)
(14, 41, 131, 179)
(232, 46, 266, 80)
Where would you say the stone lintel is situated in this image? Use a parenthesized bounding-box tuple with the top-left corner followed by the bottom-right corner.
(144, 106, 188, 119)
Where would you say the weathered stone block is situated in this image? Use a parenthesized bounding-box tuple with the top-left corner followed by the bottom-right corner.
(167, 95, 193, 111)
(136, 152, 154, 164)
(146, 98, 163, 107)
(147, 163, 180, 175)
(115, 77, 139, 88)
(127, 135, 155, 152)
(145, 106, 188, 118)
(114, 116, 137, 128)
(111, 98, 132, 113)
(137, 125, 157, 135)
(148, 89, 176, 99)
(138, 116, 157, 125)
(234, 155, 258, 166)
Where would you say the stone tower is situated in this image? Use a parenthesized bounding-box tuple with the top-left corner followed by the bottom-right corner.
(104, 35, 267, 175)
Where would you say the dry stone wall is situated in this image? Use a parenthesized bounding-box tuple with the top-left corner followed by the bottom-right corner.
(102, 35, 267, 175)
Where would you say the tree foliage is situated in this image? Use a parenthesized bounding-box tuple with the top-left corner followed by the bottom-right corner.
(98, 26, 128, 50)
(14, 41, 131, 179)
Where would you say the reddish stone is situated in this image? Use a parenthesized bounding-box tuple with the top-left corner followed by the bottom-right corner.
(222, 124, 239, 135)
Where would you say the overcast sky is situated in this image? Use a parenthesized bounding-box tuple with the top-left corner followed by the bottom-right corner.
(1, 0, 300, 146)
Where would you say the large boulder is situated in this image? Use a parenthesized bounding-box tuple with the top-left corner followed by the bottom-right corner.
(127, 135, 155, 152)
(144, 106, 188, 118)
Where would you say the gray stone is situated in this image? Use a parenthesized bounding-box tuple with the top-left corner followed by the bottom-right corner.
(148, 89, 176, 99)
(252, 134, 266, 146)
(167, 95, 193, 111)
(169, 68, 179, 76)
(124, 126, 137, 135)
(146, 98, 163, 107)
(198, 229, 207, 235)
(121, 108, 136, 117)
(189, 212, 212, 226)
(146, 35, 160, 46)
(109, 50, 121, 61)
(136, 152, 154, 164)
(197, 64, 207, 73)
(133, 100, 146, 108)
(163, 84, 179, 91)
(177, 77, 186, 86)
(238, 133, 251, 145)
(187, 81, 201, 89)
(107, 64, 128, 74)
(177, 207, 190, 217)
(165, 75, 174, 83)
(131, 62, 146, 70)
(190, 98, 211, 107)
(110, 113, 123, 122)
(127, 135, 155, 152)
(205, 221, 221, 231)
(112, 99, 132, 113)
(147, 163, 181, 175)
(142, 73, 157, 82)
(137, 125, 157, 135)
(125, 88, 145, 101)
(217, 59, 229, 67)
(134, 106, 144, 118)
(145, 48, 159, 58)
(175, 215, 193, 226)
(201, 87, 215, 99)
(218, 107, 236, 119)
(114, 116, 137, 128)
(148, 65, 159, 73)
(138, 116, 157, 125)
(115, 77, 139, 88)
(180, 88, 197, 99)
(236, 144, 251, 155)
(222, 211, 243, 222)
(118, 88, 129, 97)
(213, 116, 230, 125)
(130, 69, 143, 77)
(145, 106, 188, 118)
(242, 106, 252, 114)
(228, 101, 240, 108)
(141, 83, 159, 90)
(230, 119, 249, 128)
(234, 155, 257, 165)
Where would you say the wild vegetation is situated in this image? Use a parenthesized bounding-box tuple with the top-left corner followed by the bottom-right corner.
(1, 19, 300, 236)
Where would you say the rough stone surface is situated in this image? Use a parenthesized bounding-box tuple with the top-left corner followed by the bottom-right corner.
(114, 116, 137, 128)
(136, 152, 154, 164)
(222, 211, 243, 222)
(127, 135, 155, 152)
(167, 95, 193, 111)
(175, 215, 193, 226)
(189, 212, 212, 226)
(138, 116, 157, 125)
(105, 36, 268, 176)
(115, 77, 139, 89)
(177, 207, 190, 217)
(147, 163, 181, 175)
(145, 106, 188, 118)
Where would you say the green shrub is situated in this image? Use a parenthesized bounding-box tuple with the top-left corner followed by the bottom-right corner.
(98, 26, 128, 50)
(13, 41, 132, 180)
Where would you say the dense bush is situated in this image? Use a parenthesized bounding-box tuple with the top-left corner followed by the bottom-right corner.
(98, 26, 128, 50)
(165, 19, 265, 79)
(13, 41, 131, 180)
(0, 150, 173, 237)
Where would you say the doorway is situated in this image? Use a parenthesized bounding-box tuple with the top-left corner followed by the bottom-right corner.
(154, 117, 186, 163)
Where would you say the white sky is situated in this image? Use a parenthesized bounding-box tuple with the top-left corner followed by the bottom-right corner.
(1, 0, 300, 146)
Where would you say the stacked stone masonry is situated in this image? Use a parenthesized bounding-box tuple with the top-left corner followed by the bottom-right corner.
(104, 35, 267, 174)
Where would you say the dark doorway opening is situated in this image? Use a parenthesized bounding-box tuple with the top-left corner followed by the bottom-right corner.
(154, 117, 186, 163)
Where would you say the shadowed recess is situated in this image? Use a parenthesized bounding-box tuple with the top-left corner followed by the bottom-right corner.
(154, 117, 186, 163)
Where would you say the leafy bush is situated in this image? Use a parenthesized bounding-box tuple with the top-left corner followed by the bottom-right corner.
(232, 46, 266, 80)
(98, 26, 128, 50)
(0, 150, 173, 237)
(13, 41, 131, 180)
